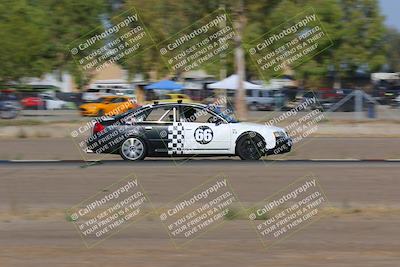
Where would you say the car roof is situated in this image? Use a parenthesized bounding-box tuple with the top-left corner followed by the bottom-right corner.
(142, 102, 206, 109)
(166, 93, 187, 96)
(103, 95, 131, 99)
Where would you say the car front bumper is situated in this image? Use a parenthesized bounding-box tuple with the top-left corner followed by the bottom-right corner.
(80, 109, 98, 116)
(266, 137, 292, 155)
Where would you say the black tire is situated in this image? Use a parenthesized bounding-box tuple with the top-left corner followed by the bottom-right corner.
(0, 109, 18, 119)
(97, 109, 104, 117)
(119, 137, 147, 161)
(236, 132, 265, 160)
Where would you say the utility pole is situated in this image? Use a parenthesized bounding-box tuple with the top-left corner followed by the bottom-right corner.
(234, 0, 247, 120)
(219, 4, 227, 81)
(219, 4, 227, 109)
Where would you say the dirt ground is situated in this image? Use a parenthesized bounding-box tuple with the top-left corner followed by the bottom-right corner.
(0, 162, 399, 266)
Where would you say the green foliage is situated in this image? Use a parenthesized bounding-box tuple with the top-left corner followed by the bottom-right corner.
(332, 0, 387, 78)
(0, 0, 106, 87)
(40, 0, 107, 89)
(385, 27, 400, 72)
(0, 0, 51, 82)
(0, 0, 392, 88)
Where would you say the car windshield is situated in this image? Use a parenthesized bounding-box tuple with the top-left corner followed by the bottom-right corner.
(101, 97, 113, 103)
(207, 105, 238, 123)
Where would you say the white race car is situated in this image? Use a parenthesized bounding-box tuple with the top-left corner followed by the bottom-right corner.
(40, 94, 67, 110)
(86, 102, 292, 160)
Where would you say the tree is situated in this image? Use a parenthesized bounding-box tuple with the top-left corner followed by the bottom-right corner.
(0, 0, 107, 88)
(39, 0, 107, 89)
(243, 0, 387, 88)
(385, 27, 400, 72)
(0, 0, 51, 83)
(330, 0, 387, 87)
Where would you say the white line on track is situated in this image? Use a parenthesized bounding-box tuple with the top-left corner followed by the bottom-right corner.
(309, 158, 362, 161)
(10, 160, 61, 162)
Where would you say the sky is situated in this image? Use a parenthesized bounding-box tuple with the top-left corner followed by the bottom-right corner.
(379, 0, 400, 30)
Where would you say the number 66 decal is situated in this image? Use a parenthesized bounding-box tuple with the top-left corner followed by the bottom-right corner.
(194, 126, 213, 144)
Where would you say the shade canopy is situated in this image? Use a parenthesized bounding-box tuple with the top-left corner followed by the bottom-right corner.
(207, 74, 263, 90)
(144, 80, 183, 90)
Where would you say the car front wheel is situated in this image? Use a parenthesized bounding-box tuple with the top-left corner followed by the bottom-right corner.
(120, 137, 146, 161)
(236, 133, 265, 160)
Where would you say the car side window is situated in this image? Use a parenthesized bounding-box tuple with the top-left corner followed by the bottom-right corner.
(102, 98, 111, 104)
(112, 98, 126, 103)
(143, 106, 174, 122)
(180, 106, 220, 123)
(262, 91, 271, 97)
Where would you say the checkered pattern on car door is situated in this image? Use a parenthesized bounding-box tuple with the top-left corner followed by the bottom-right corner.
(167, 122, 184, 154)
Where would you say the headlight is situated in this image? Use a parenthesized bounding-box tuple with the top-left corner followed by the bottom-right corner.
(274, 131, 286, 138)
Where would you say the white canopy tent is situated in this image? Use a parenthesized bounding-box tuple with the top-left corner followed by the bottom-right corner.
(207, 74, 263, 90)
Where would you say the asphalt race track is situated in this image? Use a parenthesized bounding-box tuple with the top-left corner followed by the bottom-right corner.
(0, 137, 400, 161)
(0, 160, 399, 267)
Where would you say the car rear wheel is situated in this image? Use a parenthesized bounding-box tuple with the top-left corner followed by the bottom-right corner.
(236, 133, 265, 160)
(120, 137, 146, 161)
(0, 109, 19, 119)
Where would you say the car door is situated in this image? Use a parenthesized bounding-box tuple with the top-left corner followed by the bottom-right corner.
(179, 106, 231, 154)
(103, 97, 119, 114)
(136, 105, 176, 155)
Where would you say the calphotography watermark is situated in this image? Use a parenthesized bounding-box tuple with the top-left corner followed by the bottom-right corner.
(69, 99, 146, 161)
(264, 95, 325, 156)
(247, 7, 333, 78)
(158, 8, 236, 73)
(66, 175, 151, 248)
(248, 174, 328, 249)
(158, 175, 240, 248)
(69, 7, 154, 73)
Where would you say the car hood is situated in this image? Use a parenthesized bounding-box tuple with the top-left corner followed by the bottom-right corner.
(80, 103, 103, 109)
(236, 122, 285, 132)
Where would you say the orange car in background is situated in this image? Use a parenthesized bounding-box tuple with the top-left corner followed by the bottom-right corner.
(79, 96, 139, 117)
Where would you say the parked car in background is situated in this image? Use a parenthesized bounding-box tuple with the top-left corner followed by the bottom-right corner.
(82, 82, 136, 103)
(0, 90, 21, 119)
(246, 89, 274, 111)
(79, 96, 139, 117)
(318, 88, 342, 101)
(372, 75, 400, 105)
(394, 94, 400, 108)
(21, 96, 44, 109)
(382, 86, 400, 106)
(82, 88, 113, 103)
(82, 88, 137, 103)
(319, 89, 370, 112)
(283, 90, 324, 111)
(39, 93, 67, 110)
